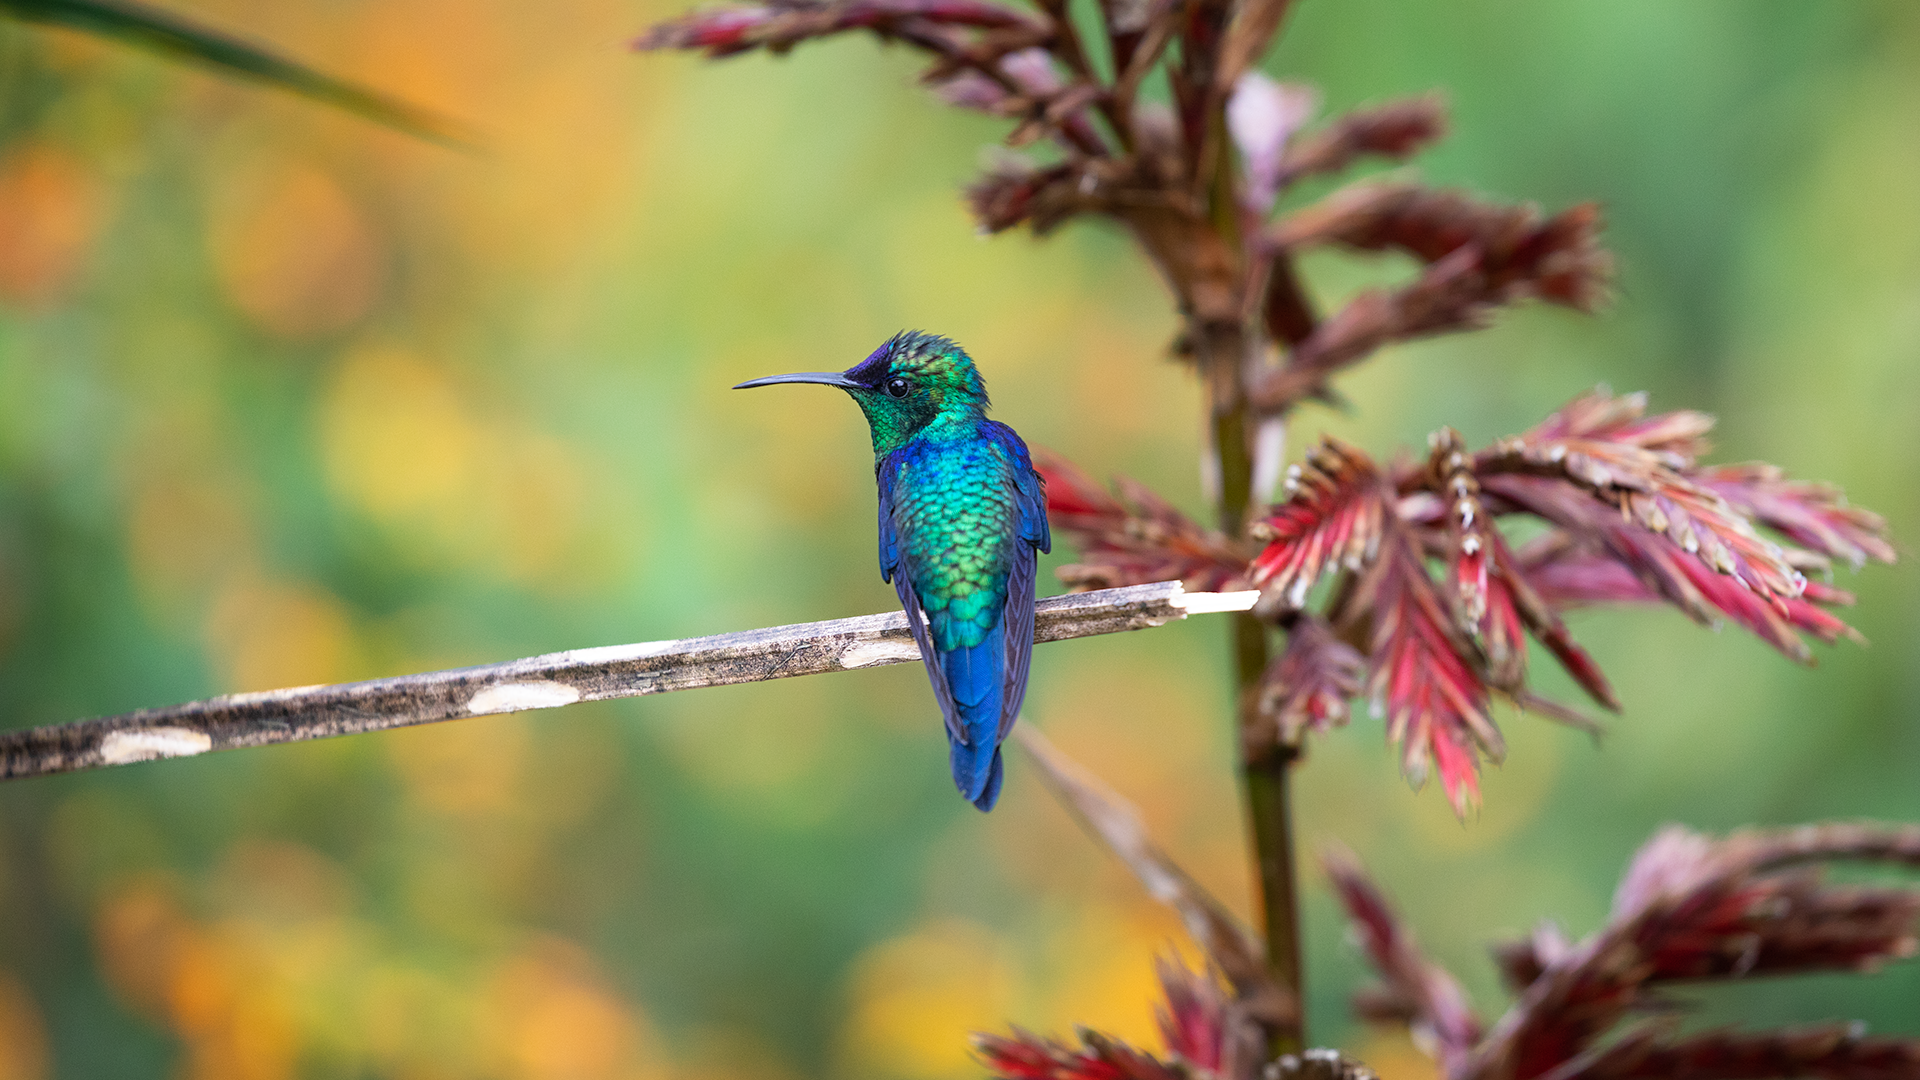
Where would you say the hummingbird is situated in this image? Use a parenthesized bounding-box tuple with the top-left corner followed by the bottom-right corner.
(735, 332, 1050, 811)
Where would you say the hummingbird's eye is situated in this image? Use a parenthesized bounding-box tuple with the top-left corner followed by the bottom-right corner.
(884, 376, 912, 398)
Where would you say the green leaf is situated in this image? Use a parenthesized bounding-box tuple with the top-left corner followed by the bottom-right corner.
(1, 0, 477, 147)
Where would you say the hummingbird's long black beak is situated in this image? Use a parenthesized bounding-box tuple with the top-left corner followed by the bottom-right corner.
(733, 371, 861, 390)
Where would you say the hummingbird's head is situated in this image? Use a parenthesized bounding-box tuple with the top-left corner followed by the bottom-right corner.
(734, 331, 989, 456)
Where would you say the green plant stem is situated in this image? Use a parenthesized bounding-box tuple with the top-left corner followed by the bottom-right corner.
(1244, 739, 1303, 1043)
(1213, 401, 1304, 1054)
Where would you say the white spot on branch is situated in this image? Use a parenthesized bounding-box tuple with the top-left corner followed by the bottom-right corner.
(468, 681, 581, 715)
(553, 639, 683, 666)
(840, 640, 922, 668)
(1171, 589, 1261, 615)
(100, 727, 213, 765)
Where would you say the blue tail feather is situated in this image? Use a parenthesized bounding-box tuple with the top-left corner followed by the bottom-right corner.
(940, 625, 1006, 806)
(949, 739, 1004, 812)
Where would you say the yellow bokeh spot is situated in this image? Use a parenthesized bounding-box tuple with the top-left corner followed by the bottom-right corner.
(1350, 1030, 1440, 1080)
(1024, 903, 1192, 1051)
(321, 344, 483, 519)
(386, 714, 530, 817)
(204, 572, 362, 692)
(208, 164, 382, 340)
(840, 918, 1016, 1080)
(318, 344, 617, 589)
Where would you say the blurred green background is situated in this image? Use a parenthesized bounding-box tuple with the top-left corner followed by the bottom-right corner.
(1, 1, 1917, 1078)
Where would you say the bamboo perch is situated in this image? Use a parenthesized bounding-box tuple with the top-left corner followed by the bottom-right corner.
(0, 581, 1258, 781)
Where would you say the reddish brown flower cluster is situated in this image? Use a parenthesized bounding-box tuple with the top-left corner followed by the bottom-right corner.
(634, 0, 1046, 56)
(1269, 95, 1448, 189)
(1048, 388, 1890, 814)
(1250, 184, 1611, 410)
(1327, 823, 1920, 1080)
(1256, 616, 1364, 748)
(1481, 390, 1885, 663)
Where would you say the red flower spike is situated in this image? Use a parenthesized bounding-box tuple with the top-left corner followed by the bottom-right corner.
(1480, 389, 1807, 610)
(968, 158, 1084, 234)
(1144, 957, 1236, 1068)
(975, 1029, 1184, 1080)
(1429, 428, 1490, 630)
(1322, 846, 1482, 1075)
(1482, 473, 1861, 664)
(1699, 463, 1896, 572)
(1478, 565, 1528, 689)
(1421, 428, 1612, 720)
(1520, 387, 1713, 456)
(1257, 615, 1365, 747)
(1364, 528, 1504, 815)
(1514, 524, 1866, 656)
(1489, 922, 1574, 995)
(1035, 450, 1251, 592)
(1250, 438, 1385, 611)
(1481, 530, 1621, 712)
(639, 0, 1116, 158)
(977, 957, 1258, 1080)
(1672, 554, 1865, 652)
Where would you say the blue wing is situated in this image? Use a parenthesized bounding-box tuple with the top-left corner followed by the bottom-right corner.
(877, 451, 961, 744)
(986, 422, 1049, 746)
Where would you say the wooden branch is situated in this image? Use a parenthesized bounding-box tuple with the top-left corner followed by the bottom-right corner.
(0, 581, 1257, 781)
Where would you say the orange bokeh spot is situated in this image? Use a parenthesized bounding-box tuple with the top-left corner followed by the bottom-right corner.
(94, 878, 188, 1020)
(0, 141, 105, 309)
(483, 938, 664, 1080)
(208, 164, 383, 340)
(0, 973, 49, 1080)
